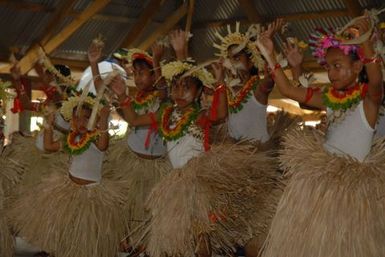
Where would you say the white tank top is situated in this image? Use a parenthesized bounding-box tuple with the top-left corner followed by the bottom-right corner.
(54, 112, 70, 131)
(167, 134, 204, 169)
(35, 113, 69, 151)
(127, 127, 166, 156)
(127, 96, 166, 156)
(69, 143, 104, 182)
(324, 101, 374, 162)
(228, 94, 270, 143)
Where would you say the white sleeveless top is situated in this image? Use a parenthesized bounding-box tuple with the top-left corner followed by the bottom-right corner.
(324, 101, 374, 162)
(167, 134, 203, 169)
(127, 97, 166, 156)
(35, 113, 69, 151)
(228, 94, 270, 143)
(54, 112, 70, 131)
(69, 143, 104, 182)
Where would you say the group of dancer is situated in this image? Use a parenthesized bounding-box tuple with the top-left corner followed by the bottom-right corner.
(0, 8, 385, 257)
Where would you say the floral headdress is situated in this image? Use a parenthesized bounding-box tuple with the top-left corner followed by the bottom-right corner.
(60, 95, 101, 121)
(309, 28, 359, 65)
(114, 48, 153, 66)
(213, 22, 265, 71)
(161, 59, 216, 88)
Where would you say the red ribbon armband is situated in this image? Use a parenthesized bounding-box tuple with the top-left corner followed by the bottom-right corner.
(210, 83, 226, 121)
(304, 87, 320, 104)
(268, 63, 282, 80)
(144, 112, 158, 149)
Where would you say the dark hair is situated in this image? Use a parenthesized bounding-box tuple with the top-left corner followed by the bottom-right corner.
(54, 64, 71, 77)
(72, 103, 93, 114)
(133, 59, 154, 74)
(348, 50, 368, 83)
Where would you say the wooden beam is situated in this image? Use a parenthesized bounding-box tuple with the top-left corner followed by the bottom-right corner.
(137, 2, 189, 50)
(185, 0, 195, 33)
(0, 0, 54, 12)
(121, 0, 165, 48)
(40, 0, 78, 45)
(0, 0, 111, 74)
(342, 0, 362, 17)
(50, 57, 89, 70)
(238, 0, 263, 23)
(193, 9, 349, 30)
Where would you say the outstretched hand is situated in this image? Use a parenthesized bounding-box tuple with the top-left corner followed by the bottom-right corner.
(151, 42, 164, 62)
(211, 58, 225, 83)
(88, 40, 104, 64)
(283, 38, 304, 68)
(169, 29, 189, 59)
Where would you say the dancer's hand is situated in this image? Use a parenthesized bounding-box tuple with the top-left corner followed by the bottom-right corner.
(88, 40, 104, 64)
(283, 38, 304, 68)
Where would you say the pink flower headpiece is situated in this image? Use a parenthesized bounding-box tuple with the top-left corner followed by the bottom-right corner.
(309, 28, 359, 65)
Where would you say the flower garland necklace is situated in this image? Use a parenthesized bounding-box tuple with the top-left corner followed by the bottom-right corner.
(323, 82, 368, 125)
(63, 130, 99, 155)
(158, 103, 200, 141)
(132, 90, 160, 111)
(227, 76, 258, 113)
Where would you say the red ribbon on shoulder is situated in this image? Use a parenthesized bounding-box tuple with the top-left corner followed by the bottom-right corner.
(197, 115, 211, 152)
(144, 112, 159, 149)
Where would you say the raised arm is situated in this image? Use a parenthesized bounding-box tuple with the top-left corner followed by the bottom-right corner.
(356, 13, 383, 126)
(94, 105, 110, 151)
(257, 24, 325, 110)
(43, 112, 61, 152)
(109, 75, 154, 127)
(151, 42, 165, 80)
(88, 40, 104, 92)
(169, 29, 189, 60)
(210, 60, 228, 122)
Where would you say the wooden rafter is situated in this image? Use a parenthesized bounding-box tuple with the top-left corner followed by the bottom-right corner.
(121, 0, 165, 48)
(0, 0, 54, 12)
(185, 0, 196, 33)
(40, 0, 79, 45)
(342, 0, 362, 17)
(193, 9, 349, 30)
(238, 0, 263, 23)
(0, 0, 111, 74)
(137, 2, 189, 50)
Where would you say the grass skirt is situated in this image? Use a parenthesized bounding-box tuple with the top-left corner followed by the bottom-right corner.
(140, 143, 280, 257)
(7, 158, 130, 257)
(261, 128, 385, 257)
(105, 136, 171, 238)
(5, 133, 67, 190)
(0, 155, 25, 257)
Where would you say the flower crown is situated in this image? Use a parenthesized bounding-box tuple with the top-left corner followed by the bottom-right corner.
(113, 48, 153, 66)
(309, 28, 359, 64)
(161, 60, 216, 88)
(213, 22, 265, 71)
(60, 94, 101, 121)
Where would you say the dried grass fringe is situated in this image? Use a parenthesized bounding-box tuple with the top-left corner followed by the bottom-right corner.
(7, 159, 130, 257)
(139, 143, 282, 257)
(261, 128, 385, 257)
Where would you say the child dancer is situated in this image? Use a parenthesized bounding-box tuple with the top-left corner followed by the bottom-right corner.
(257, 13, 385, 257)
(99, 44, 171, 248)
(7, 94, 130, 257)
(109, 52, 278, 257)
